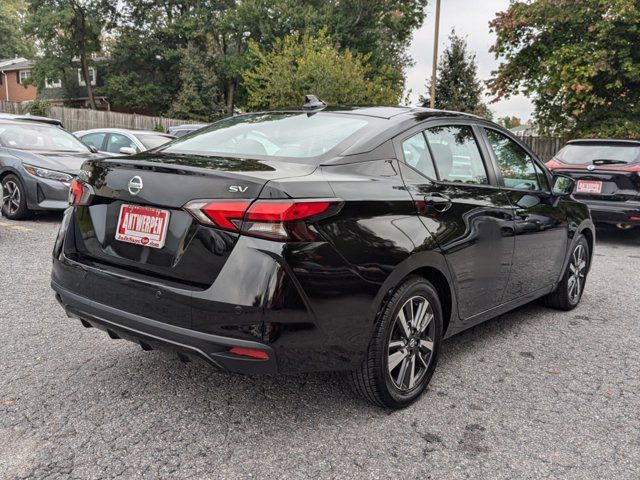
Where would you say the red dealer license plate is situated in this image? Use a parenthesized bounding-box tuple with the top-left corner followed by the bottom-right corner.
(576, 180, 602, 194)
(115, 204, 170, 249)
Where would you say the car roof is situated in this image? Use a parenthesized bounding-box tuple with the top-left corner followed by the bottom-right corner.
(0, 118, 61, 128)
(566, 139, 640, 146)
(75, 128, 173, 136)
(0, 113, 63, 127)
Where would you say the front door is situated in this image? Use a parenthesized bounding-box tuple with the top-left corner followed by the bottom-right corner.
(397, 123, 515, 320)
(481, 128, 567, 300)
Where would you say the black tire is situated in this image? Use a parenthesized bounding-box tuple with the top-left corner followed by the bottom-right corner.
(540, 235, 590, 310)
(349, 275, 443, 409)
(1, 174, 32, 220)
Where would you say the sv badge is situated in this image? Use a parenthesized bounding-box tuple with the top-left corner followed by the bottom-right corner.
(229, 185, 249, 193)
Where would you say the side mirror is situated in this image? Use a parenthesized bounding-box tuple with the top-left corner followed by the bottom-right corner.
(552, 174, 575, 197)
(119, 147, 136, 155)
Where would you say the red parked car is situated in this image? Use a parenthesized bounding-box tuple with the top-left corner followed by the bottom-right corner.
(546, 139, 640, 230)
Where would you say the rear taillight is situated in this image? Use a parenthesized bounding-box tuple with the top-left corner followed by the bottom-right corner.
(68, 178, 93, 206)
(184, 199, 340, 241)
(184, 200, 251, 230)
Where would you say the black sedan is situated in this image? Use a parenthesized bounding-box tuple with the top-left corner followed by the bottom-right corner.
(0, 119, 103, 219)
(51, 100, 595, 408)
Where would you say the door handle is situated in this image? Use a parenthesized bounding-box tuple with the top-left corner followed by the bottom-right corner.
(424, 194, 452, 212)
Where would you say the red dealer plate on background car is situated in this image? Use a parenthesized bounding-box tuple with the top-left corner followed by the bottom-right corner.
(576, 180, 603, 194)
(115, 204, 170, 249)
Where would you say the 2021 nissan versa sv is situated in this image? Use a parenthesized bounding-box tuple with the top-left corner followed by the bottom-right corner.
(51, 99, 595, 408)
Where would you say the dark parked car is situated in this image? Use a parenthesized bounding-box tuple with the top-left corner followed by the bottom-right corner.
(546, 139, 640, 229)
(51, 101, 595, 408)
(0, 119, 103, 219)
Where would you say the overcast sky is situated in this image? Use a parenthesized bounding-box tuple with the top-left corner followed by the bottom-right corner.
(406, 0, 534, 121)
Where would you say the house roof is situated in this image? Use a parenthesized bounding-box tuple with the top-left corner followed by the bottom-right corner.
(0, 58, 32, 71)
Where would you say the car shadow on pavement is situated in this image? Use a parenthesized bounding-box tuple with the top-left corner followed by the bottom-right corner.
(79, 297, 548, 418)
(594, 224, 640, 247)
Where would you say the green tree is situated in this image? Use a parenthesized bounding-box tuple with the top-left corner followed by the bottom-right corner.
(242, 31, 401, 110)
(101, 0, 429, 116)
(0, 0, 34, 59)
(498, 116, 522, 129)
(419, 31, 492, 118)
(489, 0, 640, 137)
(26, 0, 116, 109)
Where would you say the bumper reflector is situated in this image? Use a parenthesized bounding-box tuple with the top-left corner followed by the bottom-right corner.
(229, 347, 269, 360)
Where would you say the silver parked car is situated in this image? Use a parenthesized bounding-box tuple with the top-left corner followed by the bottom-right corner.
(73, 128, 174, 156)
(0, 119, 103, 219)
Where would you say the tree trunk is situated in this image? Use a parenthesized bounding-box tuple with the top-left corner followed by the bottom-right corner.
(226, 80, 235, 116)
(80, 52, 97, 110)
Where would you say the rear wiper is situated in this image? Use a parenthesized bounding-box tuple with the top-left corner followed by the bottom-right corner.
(592, 159, 628, 165)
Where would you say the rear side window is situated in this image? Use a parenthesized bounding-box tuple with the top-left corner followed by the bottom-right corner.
(425, 126, 488, 184)
(402, 132, 437, 179)
(81, 132, 106, 150)
(486, 129, 548, 192)
(160, 113, 370, 160)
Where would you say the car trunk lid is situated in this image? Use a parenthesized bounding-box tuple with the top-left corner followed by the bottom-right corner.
(69, 153, 316, 287)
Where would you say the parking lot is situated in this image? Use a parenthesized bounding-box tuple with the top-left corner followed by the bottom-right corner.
(1, 214, 639, 479)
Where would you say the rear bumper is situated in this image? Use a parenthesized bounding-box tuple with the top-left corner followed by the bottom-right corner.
(577, 198, 640, 225)
(52, 280, 278, 374)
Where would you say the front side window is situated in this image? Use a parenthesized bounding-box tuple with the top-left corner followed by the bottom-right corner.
(425, 126, 488, 184)
(486, 129, 548, 191)
(105, 133, 137, 154)
(402, 132, 436, 179)
(160, 113, 371, 160)
(81, 132, 106, 150)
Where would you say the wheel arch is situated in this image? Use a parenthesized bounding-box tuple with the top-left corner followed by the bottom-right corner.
(372, 251, 458, 338)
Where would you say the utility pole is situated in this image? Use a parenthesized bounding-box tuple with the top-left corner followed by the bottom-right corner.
(430, 0, 441, 109)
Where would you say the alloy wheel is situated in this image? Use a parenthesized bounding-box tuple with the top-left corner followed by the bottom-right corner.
(568, 244, 587, 303)
(387, 296, 435, 391)
(2, 180, 21, 216)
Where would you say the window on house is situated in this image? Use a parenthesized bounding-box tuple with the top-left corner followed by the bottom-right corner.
(77, 67, 96, 86)
(45, 78, 62, 89)
(18, 70, 31, 84)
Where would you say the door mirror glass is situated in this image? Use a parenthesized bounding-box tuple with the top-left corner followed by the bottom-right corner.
(552, 174, 575, 196)
(119, 146, 136, 155)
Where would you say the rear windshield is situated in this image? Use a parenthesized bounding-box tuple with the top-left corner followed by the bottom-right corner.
(556, 144, 640, 165)
(135, 134, 173, 149)
(159, 113, 370, 159)
(0, 123, 90, 153)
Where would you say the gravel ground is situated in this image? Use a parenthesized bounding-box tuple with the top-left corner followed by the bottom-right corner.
(1, 213, 639, 480)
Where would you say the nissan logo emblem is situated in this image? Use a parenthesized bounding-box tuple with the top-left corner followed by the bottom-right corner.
(128, 176, 143, 195)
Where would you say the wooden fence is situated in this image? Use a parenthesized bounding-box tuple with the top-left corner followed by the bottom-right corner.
(517, 135, 568, 160)
(0, 100, 201, 133)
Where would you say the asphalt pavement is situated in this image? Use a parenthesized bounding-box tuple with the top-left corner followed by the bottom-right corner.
(1, 213, 639, 479)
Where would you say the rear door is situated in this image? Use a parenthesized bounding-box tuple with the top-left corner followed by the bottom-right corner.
(396, 121, 515, 321)
(481, 127, 567, 300)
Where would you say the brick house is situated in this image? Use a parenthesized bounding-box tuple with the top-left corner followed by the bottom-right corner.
(0, 57, 109, 109)
(0, 58, 38, 102)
